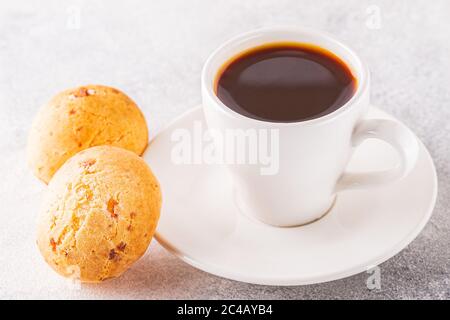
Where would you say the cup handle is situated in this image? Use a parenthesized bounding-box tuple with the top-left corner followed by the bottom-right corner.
(335, 118, 419, 192)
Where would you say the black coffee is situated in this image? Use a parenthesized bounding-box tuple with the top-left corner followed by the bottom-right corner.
(215, 42, 357, 122)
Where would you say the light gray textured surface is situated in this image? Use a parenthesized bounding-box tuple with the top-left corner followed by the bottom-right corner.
(0, 0, 449, 299)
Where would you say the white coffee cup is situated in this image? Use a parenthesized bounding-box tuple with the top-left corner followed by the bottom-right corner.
(201, 27, 418, 227)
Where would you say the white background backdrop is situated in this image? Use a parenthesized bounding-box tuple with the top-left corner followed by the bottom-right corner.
(0, 0, 449, 299)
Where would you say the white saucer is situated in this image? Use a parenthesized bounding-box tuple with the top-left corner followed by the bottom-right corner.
(143, 106, 437, 286)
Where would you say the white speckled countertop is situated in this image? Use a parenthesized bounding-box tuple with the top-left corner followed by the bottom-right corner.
(0, 0, 449, 299)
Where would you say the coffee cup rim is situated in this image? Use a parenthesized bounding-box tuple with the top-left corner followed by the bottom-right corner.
(201, 26, 370, 126)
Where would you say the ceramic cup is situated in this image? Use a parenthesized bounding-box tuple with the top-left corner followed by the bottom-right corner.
(201, 27, 419, 227)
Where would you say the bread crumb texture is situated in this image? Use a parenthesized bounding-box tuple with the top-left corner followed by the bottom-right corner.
(36, 146, 162, 282)
(27, 85, 148, 184)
